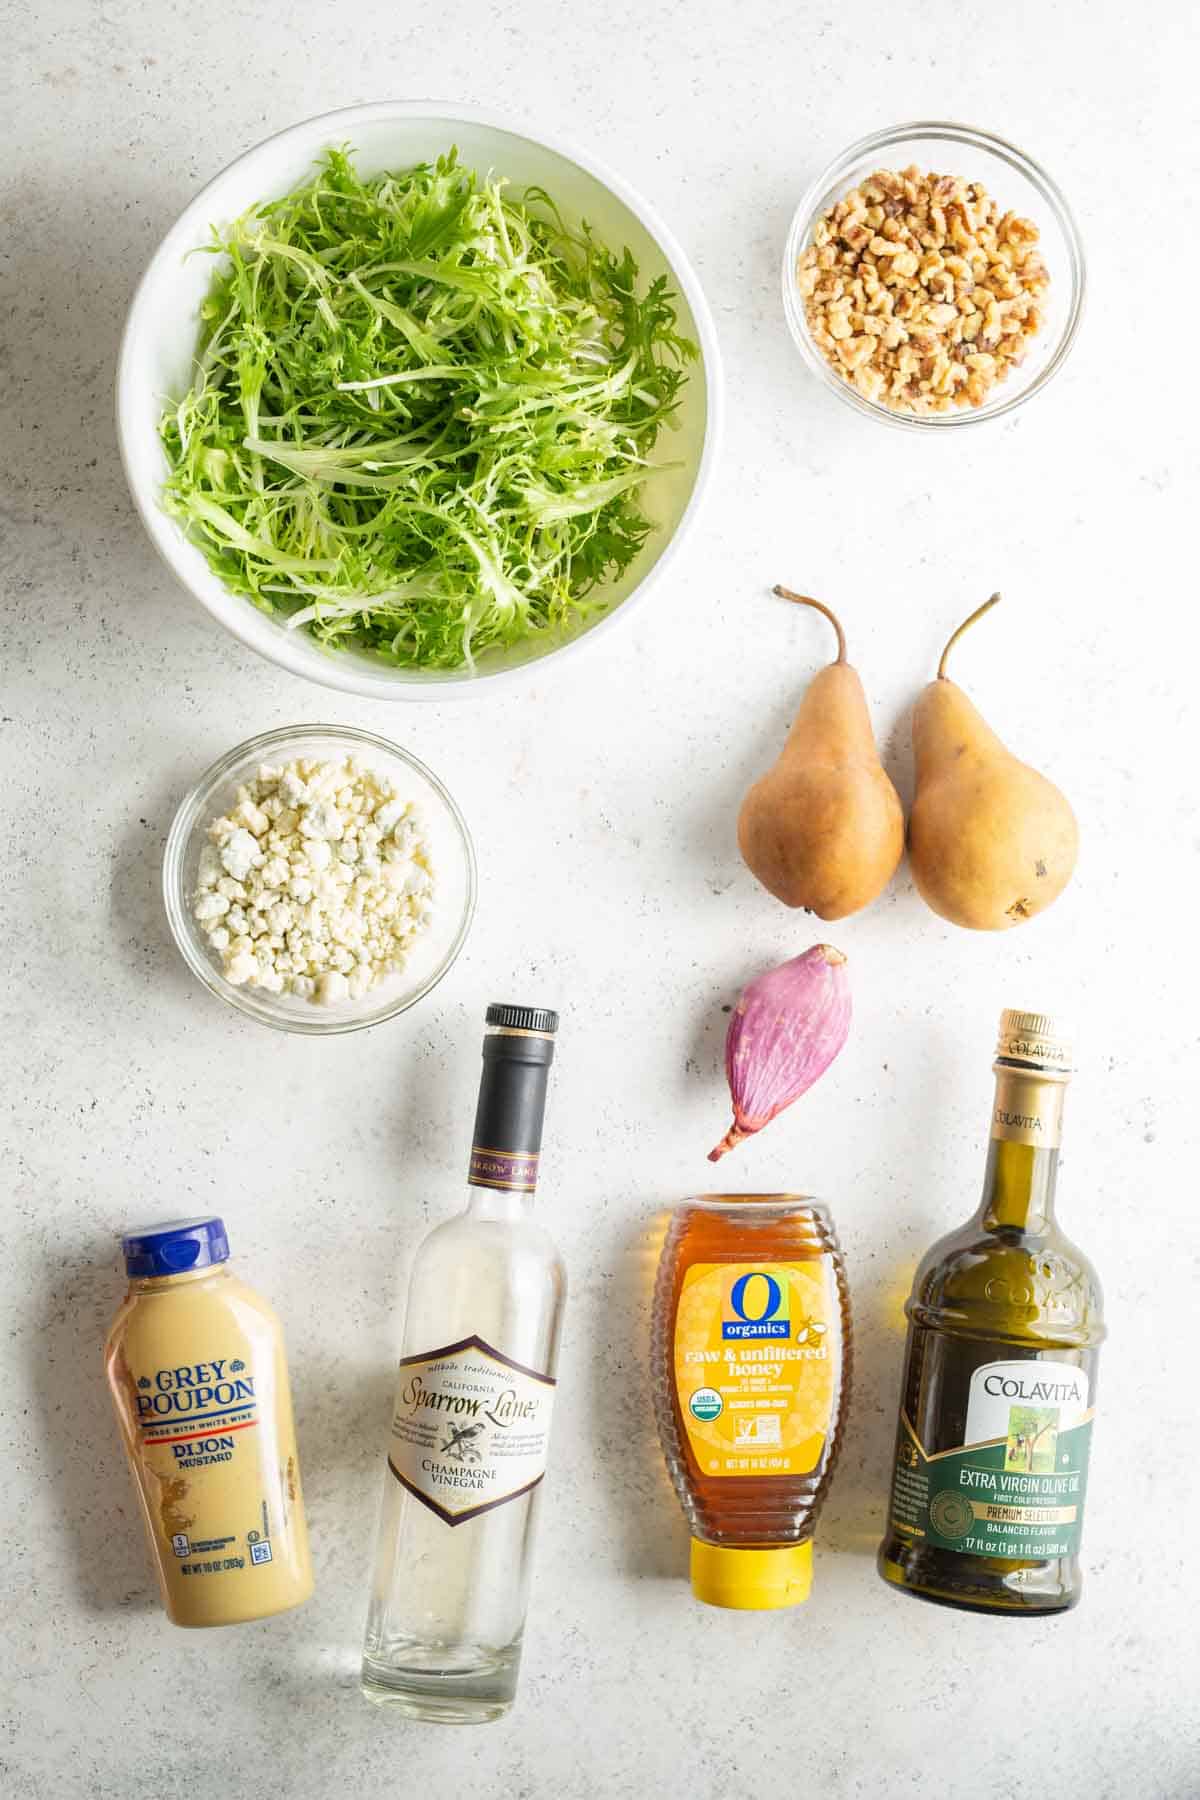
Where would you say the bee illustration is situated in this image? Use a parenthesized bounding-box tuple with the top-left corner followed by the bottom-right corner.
(793, 1316, 828, 1347)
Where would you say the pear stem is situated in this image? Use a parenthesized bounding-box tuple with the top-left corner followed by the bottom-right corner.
(772, 586, 847, 663)
(937, 592, 1002, 680)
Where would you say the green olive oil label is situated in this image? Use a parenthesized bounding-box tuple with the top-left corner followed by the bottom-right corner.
(888, 1359, 1093, 1561)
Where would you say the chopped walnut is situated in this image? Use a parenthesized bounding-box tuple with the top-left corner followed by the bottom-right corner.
(797, 165, 1050, 415)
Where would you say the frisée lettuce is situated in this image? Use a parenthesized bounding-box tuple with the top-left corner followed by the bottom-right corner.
(160, 147, 696, 669)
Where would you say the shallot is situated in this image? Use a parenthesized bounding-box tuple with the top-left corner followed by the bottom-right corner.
(709, 944, 851, 1160)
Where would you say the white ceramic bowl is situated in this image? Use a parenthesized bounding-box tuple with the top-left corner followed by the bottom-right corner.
(163, 725, 476, 1035)
(118, 101, 722, 699)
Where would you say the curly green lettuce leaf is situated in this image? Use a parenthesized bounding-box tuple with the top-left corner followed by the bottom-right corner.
(160, 147, 696, 669)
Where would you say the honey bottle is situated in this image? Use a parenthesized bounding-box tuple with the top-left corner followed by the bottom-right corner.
(651, 1195, 851, 1609)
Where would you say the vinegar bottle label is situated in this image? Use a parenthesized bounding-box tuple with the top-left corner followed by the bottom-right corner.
(673, 1261, 837, 1478)
(386, 1336, 556, 1525)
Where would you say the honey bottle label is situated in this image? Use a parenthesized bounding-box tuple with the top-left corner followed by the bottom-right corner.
(887, 1355, 1094, 1560)
(387, 1335, 556, 1525)
(672, 1261, 837, 1478)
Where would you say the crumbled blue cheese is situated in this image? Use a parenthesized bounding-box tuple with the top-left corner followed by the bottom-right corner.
(192, 756, 434, 1003)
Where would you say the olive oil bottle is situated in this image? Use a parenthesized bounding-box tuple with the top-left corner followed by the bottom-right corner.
(878, 1011, 1104, 1616)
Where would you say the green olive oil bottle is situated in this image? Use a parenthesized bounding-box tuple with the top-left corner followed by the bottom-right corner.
(878, 1010, 1104, 1615)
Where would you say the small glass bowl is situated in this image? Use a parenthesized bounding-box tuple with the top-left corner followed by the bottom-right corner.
(163, 724, 476, 1035)
(782, 121, 1086, 430)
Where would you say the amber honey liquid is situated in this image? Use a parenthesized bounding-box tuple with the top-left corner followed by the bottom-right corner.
(651, 1196, 851, 1605)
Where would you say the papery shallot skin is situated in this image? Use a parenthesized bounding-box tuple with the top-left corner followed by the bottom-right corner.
(709, 944, 851, 1160)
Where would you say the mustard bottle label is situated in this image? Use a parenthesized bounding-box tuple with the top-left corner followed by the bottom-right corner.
(387, 1336, 556, 1526)
(673, 1261, 836, 1478)
(132, 1352, 292, 1576)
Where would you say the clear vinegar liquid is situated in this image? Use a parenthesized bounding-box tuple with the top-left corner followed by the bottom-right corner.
(361, 1190, 566, 1722)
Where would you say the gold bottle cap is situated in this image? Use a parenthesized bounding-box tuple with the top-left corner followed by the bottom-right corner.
(995, 1009, 1073, 1074)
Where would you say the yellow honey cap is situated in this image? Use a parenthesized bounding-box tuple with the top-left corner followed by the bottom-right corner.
(995, 1009, 1073, 1074)
(689, 1539, 813, 1610)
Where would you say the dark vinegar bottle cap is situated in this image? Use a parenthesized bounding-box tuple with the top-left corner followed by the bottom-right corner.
(485, 1003, 559, 1035)
(471, 1005, 558, 1191)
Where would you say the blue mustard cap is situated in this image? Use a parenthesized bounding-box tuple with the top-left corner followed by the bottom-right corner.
(121, 1217, 230, 1278)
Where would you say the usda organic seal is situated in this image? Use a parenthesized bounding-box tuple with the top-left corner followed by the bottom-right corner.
(688, 1387, 723, 1422)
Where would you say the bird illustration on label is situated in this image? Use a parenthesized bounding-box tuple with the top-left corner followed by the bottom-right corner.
(439, 1421, 486, 1463)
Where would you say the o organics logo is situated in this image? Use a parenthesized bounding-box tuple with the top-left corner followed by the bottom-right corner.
(722, 1271, 791, 1341)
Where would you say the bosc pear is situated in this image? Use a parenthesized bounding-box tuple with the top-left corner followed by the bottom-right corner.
(909, 594, 1078, 930)
(738, 588, 904, 920)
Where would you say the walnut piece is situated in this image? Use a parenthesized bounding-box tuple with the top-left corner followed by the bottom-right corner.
(797, 165, 1050, 415)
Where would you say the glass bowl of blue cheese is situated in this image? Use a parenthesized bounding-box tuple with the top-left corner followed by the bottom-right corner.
(164, 724, 476, 1034)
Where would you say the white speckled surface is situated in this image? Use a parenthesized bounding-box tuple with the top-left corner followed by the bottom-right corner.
(3, 3, 1198, 1795)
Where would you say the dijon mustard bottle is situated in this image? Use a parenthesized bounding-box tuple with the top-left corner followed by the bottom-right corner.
(105, 1218, 313, 1627)
(878, 1012, 1105, 1615)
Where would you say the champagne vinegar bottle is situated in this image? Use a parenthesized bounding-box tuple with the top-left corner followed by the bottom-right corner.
(878, 1010, 1105, 1615)
(362, 1005, 565, 1720)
